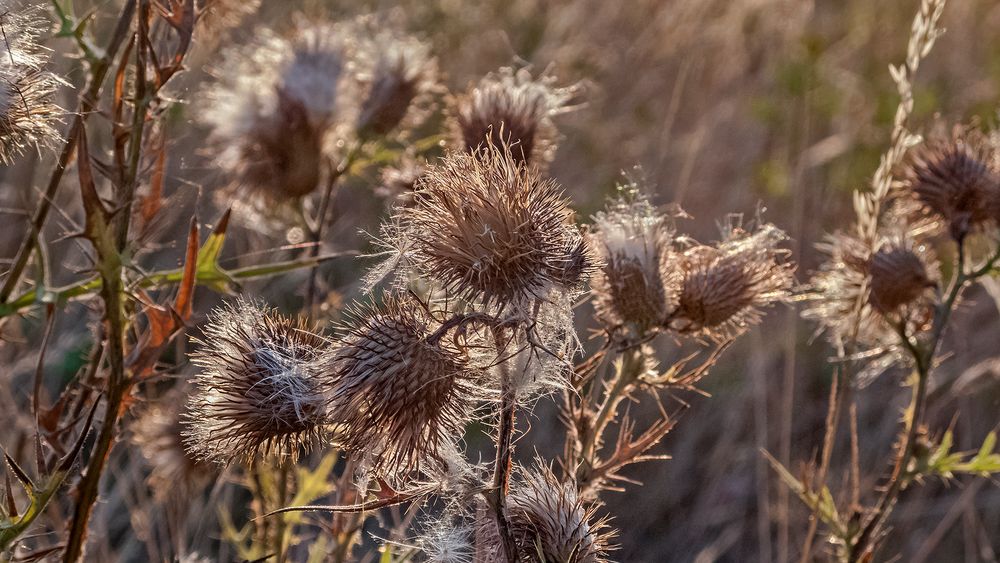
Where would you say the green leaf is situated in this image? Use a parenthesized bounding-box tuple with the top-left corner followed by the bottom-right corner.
(927, 431, 1000, 478)
(762, 449, 845, 537)
(978, 431, 996, 459)
(217, 507, 259, 561)
(286, 451, 339, 527)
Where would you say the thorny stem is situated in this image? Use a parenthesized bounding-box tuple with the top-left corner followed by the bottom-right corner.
(0, 0, 137, 303)
(847, 242, 1000, 561)
(63, 245, 128, 563)
(489, 327, 520, 563)
(115, 2, 151, 249)
(577, 344, 645, 484)
(64, 3, 158, 560)
(304, 161, 340, 306)
(800, 0, 945, 549)
(0, 251, 344, 319)
(305, 149, 358, 307)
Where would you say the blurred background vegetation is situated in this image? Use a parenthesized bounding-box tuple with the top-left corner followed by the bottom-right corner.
(2, 0, 999, 561)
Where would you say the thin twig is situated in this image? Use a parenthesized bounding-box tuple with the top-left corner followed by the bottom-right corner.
(0, 0, 138, 303)
(488, 327, 520, 563)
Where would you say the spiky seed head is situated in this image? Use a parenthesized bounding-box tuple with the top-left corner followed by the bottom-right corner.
(237, 91, 325, 200)
(277, 23, 350, 128)
(903, 135, 999, 241)
(591, 192, 681, 333)
(868, 243, 935, 315)
(479, 466, 614, 563)
(201, 22, 351, 203)
(131, 391, 215, 499)
(450, 67, 574, 166)
(0, 3, 62, 164)
(801, 230, 938, 383)
(391, 148, 593, 310)
(184, 299, 330, 464)
(673, 223, 794, 341)
(329, 296, 485, 477)
(355, 26, 438, 139)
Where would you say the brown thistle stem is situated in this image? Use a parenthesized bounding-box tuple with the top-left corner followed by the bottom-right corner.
(115, 2, 151, 249)
(64, 3, 156, 559)
(576, 344, 644, 483)
(304, 160, 340, 306)
(489, 327, 520, 563)
(305, 149, 358, 307)
(848, 242, 1000, 561)
(0, 0, 137, 303)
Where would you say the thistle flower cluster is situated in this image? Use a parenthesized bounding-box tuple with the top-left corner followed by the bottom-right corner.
(591, 190, 682, 333)
(903, 130, 1000, 242)
(591, 189, 794, 342)
(803, 226, 940, 381)
(184, 299, 331, 464)
(801, 127, 1000, 381)
(380, 147, 594, 313)
(450, 67, 576, 167)
(327, 296, 488, 477)
(0, 1, 62, 164)
(202, 16, 438, 205)
(183, 295, 490, 477)
(420, 466, 613, 563)
(673, 222, 796, 341)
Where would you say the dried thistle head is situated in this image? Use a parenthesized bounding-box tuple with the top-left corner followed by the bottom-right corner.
(277, 21, 352, 129)
(672, 222, 794, 341)
(201, 21, 352, 203)
(903, 132, 999, 241)
(131, 390, 215, 499)
(0, 3, 62, 164)
(184, 299, 330, 464)
(449, 67, 576, 167)
(478, 465, 614, 563)
(386, 148, 593, 311)
(801, 230, 938, 382)
(328, 296, 486, 477)
(867, 242, 936, 316)
(591, 189, 681, 334)
(355, 24, 438, 139)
